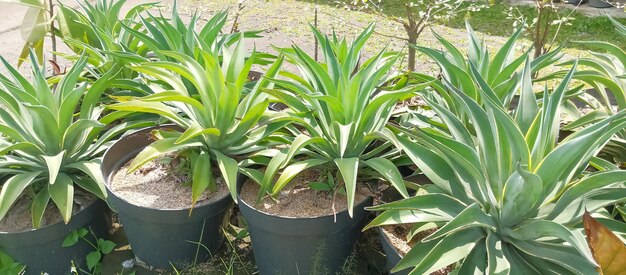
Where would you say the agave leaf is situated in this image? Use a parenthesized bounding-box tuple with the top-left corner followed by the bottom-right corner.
(30, 187, 49, 228)
(395, 134, 471, 203)
(334, 158, 359, 217)
(0, 172, 40, 221)
(487, 24, 524, 82)
(20, 6, 49, 43)
(258, 150, 288, 200)
(515, 58, 539, 134)
(575, 41, 626, 66)
(549, 170, 626, 221)
(499, 165, 542, 226)
(0, 142, 41, 156)
(365, 209, 450, 231)
(457, 239, 488, 275)
(1, 0, 44, 8)
(191, 151, 214, 208)
(140, 91, 206, 111)
(366, 194, 466, 220)
(128, 138, 202, 172)
(399, 228, 483, 274)
(214, 150, 239, 201)
(43, 151, 66, 185)
(62, 119, 105, 155)
(65, 161, 106, 199)
(424, 203, 496, 242)
(49, 173, 74, 224)
(271, 159, 328, 195)
(506, 220, 596, 266)
(536, 111, 626, 201)
(564, 110, 610, 131)
(510, 240, 597, 275)
(583, 212, 626, 275)
(608, 15, 626, 37)
(363, 157, 409, 199)
(486, 232, 510, 275)
(226, 99, 269, 146)
(107, 100, 187, 127)
(175, 122, 220, 145)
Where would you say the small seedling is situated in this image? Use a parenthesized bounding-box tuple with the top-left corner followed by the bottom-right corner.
(63, 228, 116, 274)
(309, 172, 346, 197)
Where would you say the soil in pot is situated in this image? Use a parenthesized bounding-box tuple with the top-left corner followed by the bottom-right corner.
(0, 192, 97, 232)
(380, 225, 451, 275)
(239, 168, 371, 217)
(110, 154, 230, 209)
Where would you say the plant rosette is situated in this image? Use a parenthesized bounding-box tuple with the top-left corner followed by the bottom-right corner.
(236, 24, 421, 274)
(104, 32, 287, 268)
(365, 51, 626, 274)
(0, 53, 139, 274)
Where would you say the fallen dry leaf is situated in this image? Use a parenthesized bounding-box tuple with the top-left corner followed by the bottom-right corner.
(583, 211, 626, 275)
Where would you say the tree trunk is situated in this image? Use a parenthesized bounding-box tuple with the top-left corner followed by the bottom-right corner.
(407, 35, 417, 72)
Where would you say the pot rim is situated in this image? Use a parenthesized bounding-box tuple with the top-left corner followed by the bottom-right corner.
(237, 190, 373, 221)
(378, 226, 404, 258)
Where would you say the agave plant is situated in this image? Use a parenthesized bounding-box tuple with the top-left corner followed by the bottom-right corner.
(238, 24, 424, 216)
(409, 21, 562, 110)
(57, 0, 267, 95)
(0, 53, 148, 227)
(540, 15, 626, 166)
(365, 60, 626, 274)
(107, 37, 285, 205)
(393, 22, 564, 135)
(55, 0, 157, 99)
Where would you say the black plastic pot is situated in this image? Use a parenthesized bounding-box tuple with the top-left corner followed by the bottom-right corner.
(238, 182, 373, 275)
(378, 227, 410, 275)
(0, 200, 109, 275)
(589, 0, 613, 7)
(101, 126, 234, 269)
(565, 0, 587, 5)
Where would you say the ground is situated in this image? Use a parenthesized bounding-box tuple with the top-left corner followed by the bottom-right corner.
(2, 0, 625, 76)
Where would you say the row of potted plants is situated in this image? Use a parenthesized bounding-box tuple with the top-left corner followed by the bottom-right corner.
(0, 0, 624, 274)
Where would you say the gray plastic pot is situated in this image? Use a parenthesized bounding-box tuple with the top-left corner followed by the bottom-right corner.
(238, 182, 373, 275)
(378, 227, 410, 275)
(0, 200, 109, 275)
(101, 126, 234, 269)
(589, 0, 613, 7)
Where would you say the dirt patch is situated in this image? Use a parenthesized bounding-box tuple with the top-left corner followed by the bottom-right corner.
(110, 155, 230, 209)
(381, 225, 451, 274)
(240, 169, 372, 218)
(0, 191, 96, 232)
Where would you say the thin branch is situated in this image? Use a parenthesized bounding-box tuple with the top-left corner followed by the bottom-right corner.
(48, 0, 57, 64)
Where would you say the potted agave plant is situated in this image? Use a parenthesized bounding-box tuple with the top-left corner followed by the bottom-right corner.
(540, 15, 626, 166)
(101, 37, 286, 269)
(237, 24, 417, 274)
(366, 58, 626, 274)
(0, 53, 144, 274)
